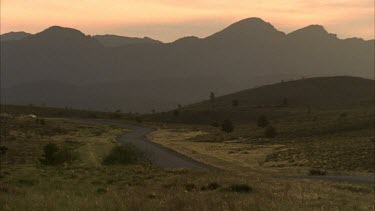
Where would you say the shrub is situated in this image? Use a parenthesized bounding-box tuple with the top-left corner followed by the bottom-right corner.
(39, 143, 77, 165)
(309, 169, 327, 176)
(103, 144, 146, 165)
(35, 118, 46, 125)
(227, 184, 253, 193)
(265, 126, 277, 138)
(232, 100, 239, 107)
(0, 146, 8, 155)
(221, 119, 234, 133)
(257, 115, 269, 128)
(211, 122, 220, 127)
(201, 182, 221, 191)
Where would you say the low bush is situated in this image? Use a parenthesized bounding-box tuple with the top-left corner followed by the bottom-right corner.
(257, 115, 269, 128)
(39, 143, 78, 165)
(227, 184, 253, 193)
(265, 125, 277, 138)
(201, 182, 221, 191)
(102, 143, 146, 165)
(309, 169, 327, 176)
(222, 119, 234, 133)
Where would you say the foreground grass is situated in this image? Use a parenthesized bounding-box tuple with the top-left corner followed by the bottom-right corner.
(1, 115, 374, 210)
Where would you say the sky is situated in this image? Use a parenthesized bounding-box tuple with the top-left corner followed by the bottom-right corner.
(1, 0, 374, 42)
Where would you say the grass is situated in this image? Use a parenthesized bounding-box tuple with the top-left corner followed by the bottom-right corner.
(148, 106, 375, 175)
(1, 109, 375, 210)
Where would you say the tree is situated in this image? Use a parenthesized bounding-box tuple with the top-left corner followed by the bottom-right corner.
(221, 119, 234, 133)
(257, 115, 269, 128)
(210, 92, 215, 102)
(265, 126, 277, 138)
(39, 143, 59, 165)
(173, 109, 179, 116)
(232, 99, 239, 107)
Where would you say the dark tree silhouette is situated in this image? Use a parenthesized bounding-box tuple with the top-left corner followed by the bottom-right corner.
(265, 125, 277, 138)
(257, 115, 269, 128)
(210, 92, 215, 102)
(232, 99, 239, 107)
(222, 119, 234, 133)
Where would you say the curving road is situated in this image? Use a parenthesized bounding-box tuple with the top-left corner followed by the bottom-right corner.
(85, 119, 213, 170)
(80, 119, 374, 184)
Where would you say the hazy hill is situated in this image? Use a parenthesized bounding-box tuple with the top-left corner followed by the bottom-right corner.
(93, 35, 162, 47)
(0, 31, 31, 41)
(1, 18, 373, 112)
(185, 76, 375, 110)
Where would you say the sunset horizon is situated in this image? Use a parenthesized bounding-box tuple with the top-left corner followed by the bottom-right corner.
(1, 0, 374, 42)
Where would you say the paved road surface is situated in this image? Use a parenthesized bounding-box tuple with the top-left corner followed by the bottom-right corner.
(87, 119, 213, 170)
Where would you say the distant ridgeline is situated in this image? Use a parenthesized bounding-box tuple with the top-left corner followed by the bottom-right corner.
(1, 18, 374, 112)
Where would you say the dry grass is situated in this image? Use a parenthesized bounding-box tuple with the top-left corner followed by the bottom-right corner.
(1, 116, 374, 210)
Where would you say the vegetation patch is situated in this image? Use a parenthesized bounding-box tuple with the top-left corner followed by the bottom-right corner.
(309, 169, 327, 176)
(226, 183, 253, 193)
(39, 143, 78, 165)
(102, 144, 147, 165)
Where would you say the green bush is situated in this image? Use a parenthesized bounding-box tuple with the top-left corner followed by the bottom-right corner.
(39, 143, 77, 165)
(221, 119, 234, 133)
(265, 125, 277, 138)
(103, 144, 146, 165)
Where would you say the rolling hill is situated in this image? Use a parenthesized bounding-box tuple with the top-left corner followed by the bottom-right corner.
(1, 18, 373, 112)
(145, 76, 374, 123)
(186, 76, 374, 110)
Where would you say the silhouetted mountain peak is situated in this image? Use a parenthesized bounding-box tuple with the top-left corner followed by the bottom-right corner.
(288, 25, 337, 40)
(173, 36, 200, 44)
(93, 34, 162, 47)
(207, 17, 285, 40)
(0, 31, 31, 41)
(36, 26, 86, 39)
(27, 26, 100, 48)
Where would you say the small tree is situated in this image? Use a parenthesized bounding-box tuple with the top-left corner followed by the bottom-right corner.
(257, 115, 269, 128)
(265, 126, 277, 138)
(222, 119, 234, 133)
(210, 92, 215, 102)
(232, 99, 239, 107)
(39, 143, 59, 165)
(173, 109, 179, 117)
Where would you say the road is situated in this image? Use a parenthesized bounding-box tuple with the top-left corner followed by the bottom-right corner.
(86, 119, 213, 170)
(82, 119, 374, 184)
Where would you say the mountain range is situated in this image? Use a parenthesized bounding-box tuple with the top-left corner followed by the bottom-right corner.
(1, 18, 374, 112)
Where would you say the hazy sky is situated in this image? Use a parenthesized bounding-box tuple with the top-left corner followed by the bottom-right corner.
(1, 0, 374, 42)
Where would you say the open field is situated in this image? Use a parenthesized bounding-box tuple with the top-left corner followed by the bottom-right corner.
(1, 113, 374, 210)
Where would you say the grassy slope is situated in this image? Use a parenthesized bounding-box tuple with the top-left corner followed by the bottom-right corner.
(144, 76, 374, 124)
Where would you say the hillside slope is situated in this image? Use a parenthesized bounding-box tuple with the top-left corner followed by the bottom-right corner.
(187, 76, 374, 110)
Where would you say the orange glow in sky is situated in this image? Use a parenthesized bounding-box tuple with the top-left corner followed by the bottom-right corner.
(1, 0, 374, 42)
